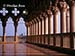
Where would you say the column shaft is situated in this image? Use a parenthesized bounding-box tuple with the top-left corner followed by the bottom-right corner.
(2, 27, 5, 42)
(70, 1, 75, 48)
(14, 25, 17, 41)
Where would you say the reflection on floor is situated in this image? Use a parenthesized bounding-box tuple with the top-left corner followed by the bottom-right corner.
(0, 43, 69, 56)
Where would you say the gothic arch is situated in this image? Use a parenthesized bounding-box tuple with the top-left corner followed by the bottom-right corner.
(17, 17, 27, 36)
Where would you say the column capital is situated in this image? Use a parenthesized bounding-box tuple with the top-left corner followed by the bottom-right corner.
(25, 22, 29, 27)
(36, 17, 40, 22)
(39, 14, 44, 20)
(42, 12, 48, 18)
(32, 19, 35, 24)
(71, 0, 75, 6)
(52, 6, 59, 15)
(34, 18, 38, 23)
(13, 18, 19, 27)
(47, 9, 53, 16)
(1, 17, 8, 27)
(29, 21, 33, 25)
(59, 1, 67, 11)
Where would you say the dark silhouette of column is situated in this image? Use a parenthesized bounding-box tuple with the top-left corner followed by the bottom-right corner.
(1, 18, 7, 42)
(14, 23, 18, 41)
(25, 22, 28, 42)
(3, 26, 6, 42)
(13, 18, 18, 42)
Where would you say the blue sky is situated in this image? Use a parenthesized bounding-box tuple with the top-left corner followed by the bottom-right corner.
(0, 17, 27, 36)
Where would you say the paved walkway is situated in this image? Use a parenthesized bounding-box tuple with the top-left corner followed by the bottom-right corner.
(0, 43, 69, 56)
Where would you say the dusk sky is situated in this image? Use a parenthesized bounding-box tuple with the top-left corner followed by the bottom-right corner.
(0, 17, 27, 36)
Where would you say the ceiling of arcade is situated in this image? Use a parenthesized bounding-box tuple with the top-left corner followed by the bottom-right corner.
(0, 0, 73, 24)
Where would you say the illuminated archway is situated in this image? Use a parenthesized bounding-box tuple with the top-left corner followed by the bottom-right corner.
(17, 17, 27, 36)
(5, 17, 14, 42)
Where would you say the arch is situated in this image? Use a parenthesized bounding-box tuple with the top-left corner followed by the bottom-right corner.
(17, 17, 27, 36)
(5, 17, 14, 42)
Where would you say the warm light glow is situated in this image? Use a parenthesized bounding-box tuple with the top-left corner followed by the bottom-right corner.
(23, 11, 26, 14)
(23, 10, 28, 15)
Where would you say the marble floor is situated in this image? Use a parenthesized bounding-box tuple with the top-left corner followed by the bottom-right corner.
(0, 43, 69, 56)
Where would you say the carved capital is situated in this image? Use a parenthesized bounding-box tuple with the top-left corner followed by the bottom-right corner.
(25, 22, 29, 27)
(71, 0, 75, 6)
(39, 14, 43, 20)
(29, 21, 32, 26)
(36, 17, 40, 22)
(52, 6, 59, 15)
(47, 9, 52, 16)
(34, 18, 38, 23)
(42, 12, 48, 18)
(60, 1, 67, 11)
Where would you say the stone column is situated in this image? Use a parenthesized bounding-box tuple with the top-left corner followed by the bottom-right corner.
(53, 7, 59, 34)
(28, 26, 30, 36)
(60, 1, 67, 47)
(69, 0, 75, 49)
(30, 24, 32, 36)
(47, 8, 53, 45)
(31, 23, 33, 36)
(36, 21, 38, 35)
(36, 17, 40, 43)
(29, 21, 34, 43)
(66, 7, 70, 33)
(27, 23, 30, 42)
(33, 21, 36, 43)
(39, 15, 42, 44)
(34, 19, 37, 43)
(30, 23, 32, 43)
(13, 18, 18, 42)
(70, 1, 75, 32)
(25, 22, 28, 42)
(35, 19, 38, 43)
(1, 18, 7, 42)
(40, 15, 44, 44)
(53, 6, 60, 46)
(14, 23, 18, 42)
(43, 13, 48, 45)
(60, 1, 67, 33)
(42, 14, 46, 44)
(42, 17, 44, 44)
(60, 1, 71, 48)
(3, 26, 6, 42)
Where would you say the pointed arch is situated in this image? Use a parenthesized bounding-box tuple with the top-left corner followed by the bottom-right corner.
(6, 17, 14, 36)
(17, 17, 27, 36)
(5, 17, 14, 42)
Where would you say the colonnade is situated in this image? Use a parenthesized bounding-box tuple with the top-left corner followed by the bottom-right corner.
(0, 17, 26, 42)
(26, 0, 75, 50)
